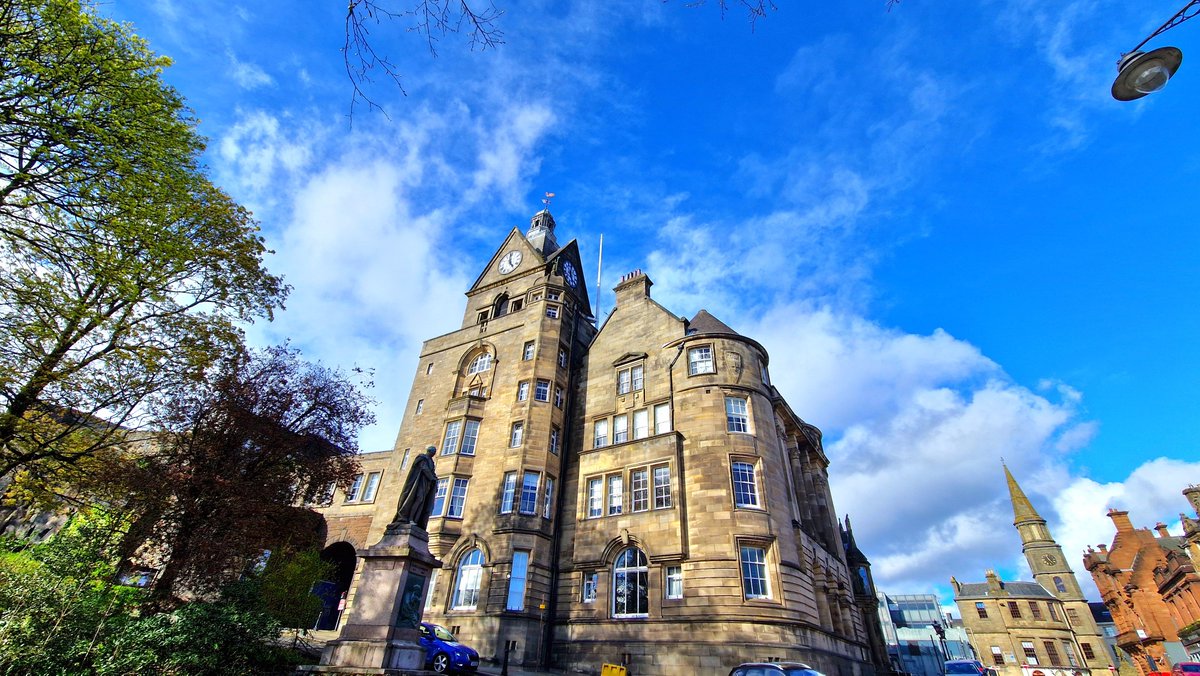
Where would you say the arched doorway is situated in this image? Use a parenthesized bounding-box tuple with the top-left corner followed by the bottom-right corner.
(314, 542, 357, 630)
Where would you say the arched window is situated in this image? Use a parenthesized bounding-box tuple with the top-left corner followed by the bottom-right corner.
(1053, 576, 1067, 593)
(492, 294, 509, 318)
(452, 549, 484, 609)
(612, 547, 649, 618)
(466, 352, 492, 375)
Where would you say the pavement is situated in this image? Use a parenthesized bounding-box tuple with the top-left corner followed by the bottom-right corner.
(476, 665, 567, 676)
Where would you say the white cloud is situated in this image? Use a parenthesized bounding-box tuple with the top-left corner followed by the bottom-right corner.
(215, 93, 560, 451)
(227, 50, 274, 90)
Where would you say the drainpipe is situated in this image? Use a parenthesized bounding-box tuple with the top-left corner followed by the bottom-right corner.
(666, 342, 689, 559)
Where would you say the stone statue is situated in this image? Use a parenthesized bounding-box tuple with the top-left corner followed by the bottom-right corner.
(392, 445, 438, 530)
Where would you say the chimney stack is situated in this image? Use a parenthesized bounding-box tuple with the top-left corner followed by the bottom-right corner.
(1108, 509, 1134, 533)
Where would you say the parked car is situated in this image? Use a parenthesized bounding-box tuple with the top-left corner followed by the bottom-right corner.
(945, 659, 998, 676)
(418, 622, 480, 674)
(729, 662, 826, 676)
(1172, 663, 1200, 676)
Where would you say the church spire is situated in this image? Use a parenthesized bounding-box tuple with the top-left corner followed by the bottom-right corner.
(1004, 462, 1043, 525)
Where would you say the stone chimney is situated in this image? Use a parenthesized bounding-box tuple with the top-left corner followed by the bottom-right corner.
(613, 269, 652, 307)
(1108, 509, 1134, 533)
(985, 569, 1005, 594)
(1154, 522, 1171, 537)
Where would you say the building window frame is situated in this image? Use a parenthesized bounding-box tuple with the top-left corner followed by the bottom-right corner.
(593, 419, 608, 448)
(632, 409, 649, 440)
(654, 403, 671, 434)
(1008, 601, 1022, 619)
(519, 471, 540, 515)
(415, 399, 424, 414)
(446, 477, 469, 518)
(612, 547, 649, 618)
(510, 421, 524, 447)
(500, 472, 517, 514)
(542, 476, 555, 519)
(582, 571, 598, 603)
(517, 381, 529, 401)
(534, 379, 551, 402)
(451, 549, 484, 610)
(665, 565, 683, 600)
(431, 477, 449, 517)
(607, 474, 623, 515)
(466, 352, 492, 375)
(738, 543, 771, 600)
(630, 467, 649, 512)
(1021, 641, 1039, 666)
(990, 647, 1005, 666)
(545, 304, 560, 319)
(554, 385, 564, 408)
(506, 550, 529, 612)
(613, 414, 628, 444)
(549, 426, 561, 455)
(730, 459, 761, 509)
(725, 395, 749, 433)
(522, 341, 535, 360)
(688, 345, 715, 375)
(975, 601, 988, 619)
(653, 465, 672, 508)
(586, 477, 603, 518)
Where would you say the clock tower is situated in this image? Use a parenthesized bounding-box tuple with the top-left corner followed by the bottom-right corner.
(1006, 465, 1110, 671)
(1006, 463, 1084, 600)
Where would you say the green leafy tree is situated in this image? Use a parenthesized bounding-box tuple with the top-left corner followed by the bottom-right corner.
(259, 549, 334, 630)
(0, 0, 288, 478)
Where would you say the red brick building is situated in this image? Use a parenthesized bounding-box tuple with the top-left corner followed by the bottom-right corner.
(1082, 492, 1200, 674)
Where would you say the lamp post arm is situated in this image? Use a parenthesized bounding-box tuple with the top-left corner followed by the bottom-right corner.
(1128, 0, 1200, 55)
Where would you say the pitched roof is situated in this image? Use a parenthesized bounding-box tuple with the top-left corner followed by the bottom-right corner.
(688, 309, 739, 336)
(954, 581, 1056, 600)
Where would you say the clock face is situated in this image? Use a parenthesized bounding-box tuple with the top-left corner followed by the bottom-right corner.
(1041, 554, 1058, 566)
(562, 261, 578, 287)
(498, 250, 522, 274)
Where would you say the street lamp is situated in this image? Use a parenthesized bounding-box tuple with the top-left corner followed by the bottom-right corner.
(1112, 0, 1200, 101)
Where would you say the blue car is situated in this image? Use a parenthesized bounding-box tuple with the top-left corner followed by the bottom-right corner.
(419, 622, 480, 674)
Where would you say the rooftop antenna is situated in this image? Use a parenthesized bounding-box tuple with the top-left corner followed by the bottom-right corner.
(595, 233, 603, 319)
(541, 191, 555, 209)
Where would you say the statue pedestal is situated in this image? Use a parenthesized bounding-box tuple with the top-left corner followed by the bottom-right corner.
(308, 523, 441, 674)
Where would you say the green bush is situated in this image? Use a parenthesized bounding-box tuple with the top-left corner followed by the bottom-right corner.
(0, 512, 324, 674)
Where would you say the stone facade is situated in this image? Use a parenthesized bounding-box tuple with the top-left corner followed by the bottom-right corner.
(953, 467, 1110, 676)
(953, 572, 1106, 676)
(1082, 492, 1200, 672)
(315, 211, 885, 676)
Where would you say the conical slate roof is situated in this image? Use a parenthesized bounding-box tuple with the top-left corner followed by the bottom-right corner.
(688, 309, 739, 336)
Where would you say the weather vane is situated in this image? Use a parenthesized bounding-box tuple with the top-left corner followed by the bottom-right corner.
(541, 191, 555, 208)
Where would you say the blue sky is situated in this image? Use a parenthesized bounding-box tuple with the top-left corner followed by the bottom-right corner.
(106, 0, 1200, 610)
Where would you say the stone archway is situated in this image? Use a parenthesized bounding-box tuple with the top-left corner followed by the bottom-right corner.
(314, 542, 357, 631)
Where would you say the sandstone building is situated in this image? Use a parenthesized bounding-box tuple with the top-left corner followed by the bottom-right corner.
(952, 467, 1110, 676)
(1082, 487, 1200, 670)
(315, 211, 887, 676)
